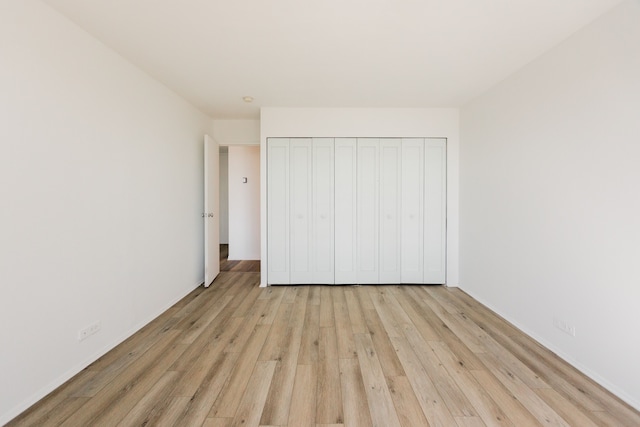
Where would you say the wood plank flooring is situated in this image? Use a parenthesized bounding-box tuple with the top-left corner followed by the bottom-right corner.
(220, 244, 260, 273)
(8, 272, 640, 426)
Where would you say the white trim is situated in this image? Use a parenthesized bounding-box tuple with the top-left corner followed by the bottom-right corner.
(461, 287, 640, 411)
(0, 280, 203, 425)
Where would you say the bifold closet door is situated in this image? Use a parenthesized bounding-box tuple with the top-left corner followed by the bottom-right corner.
(268, 137, 447, 286)
(268, 137, 336, 285)
(356, 138, 379, 284)
(290, 138, 313, 284)
(401, 139, 425, 283)
(267, 138, 290, 284)
(424, 138, 447, 284)
(311, 138, 334, 284)
(334, 138, 357, 284)
(379, 139, 401, 283)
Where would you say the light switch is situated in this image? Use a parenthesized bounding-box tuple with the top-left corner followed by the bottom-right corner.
(243, 177, 248, 183)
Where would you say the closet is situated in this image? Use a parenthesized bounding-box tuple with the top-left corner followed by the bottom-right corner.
(267, 137, 446, 285)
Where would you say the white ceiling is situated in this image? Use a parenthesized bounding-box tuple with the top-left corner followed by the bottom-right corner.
(42, 0, 623, 119)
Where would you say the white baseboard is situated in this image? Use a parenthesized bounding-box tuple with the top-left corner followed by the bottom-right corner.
(461, 287, 640, 412)
(0, 280, 202, 426)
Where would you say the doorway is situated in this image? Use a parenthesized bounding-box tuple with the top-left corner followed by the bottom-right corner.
(219, 145, 261, 269)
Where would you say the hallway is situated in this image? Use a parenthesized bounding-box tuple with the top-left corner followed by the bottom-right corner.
(220, 244, 260, 273)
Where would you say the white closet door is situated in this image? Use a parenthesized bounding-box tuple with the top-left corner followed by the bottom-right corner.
(357, 138, 379, 284)
(401, 139, 424, 283)
(379, 139, 401, 284)
(267, 138, 290, 284)
(290, 138, 313, 284)
(424, 138, 447, 284)
(312, 138, 334, 284)
(334, 138, 357, 284)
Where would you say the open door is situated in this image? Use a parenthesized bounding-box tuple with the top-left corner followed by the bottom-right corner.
(204, 135, 220, 287)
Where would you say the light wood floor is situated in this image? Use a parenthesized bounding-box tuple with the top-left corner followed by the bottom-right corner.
(220, 244, 261, 273)
(8, 273, 640, 426)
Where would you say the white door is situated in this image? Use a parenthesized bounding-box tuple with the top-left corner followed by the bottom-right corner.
(401, 139, 425, 283)
(265, 136, 447, 286)
(334, 138, 357, 284)
(204, 135, 220, 287)
(290, 139, 313, 283)
(267, 138, 290, 284)
(312, 138, 335, 284)
(424, 138, 447, 284)
(379, 139, 401, 283)
(357, 138, 379, 284)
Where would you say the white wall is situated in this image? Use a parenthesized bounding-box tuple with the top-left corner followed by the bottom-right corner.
(219, 150, 229, 244)
(228, 146, 261, 260)
(460, 0, 640, 409)
(260, 108, 459, 287)
(213, 119, 260, 145)
(0, 1, 213, 423)
(212, 119, 260, 247)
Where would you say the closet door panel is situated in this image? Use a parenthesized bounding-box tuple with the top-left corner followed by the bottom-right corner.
(424, 138, 447, 284)
(312, 138, 334, 284)
(401, 139, 424, 283)
(290, 138, 313, 284)
(334, 138, 357, 284)
(267, 138, 290, 284)
(357, 139, 379, 284)
(379, 139, 401, 284)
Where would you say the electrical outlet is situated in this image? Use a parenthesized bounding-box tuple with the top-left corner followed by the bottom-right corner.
(78, 321, 101, 341)
(553, 317, 576, 337)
